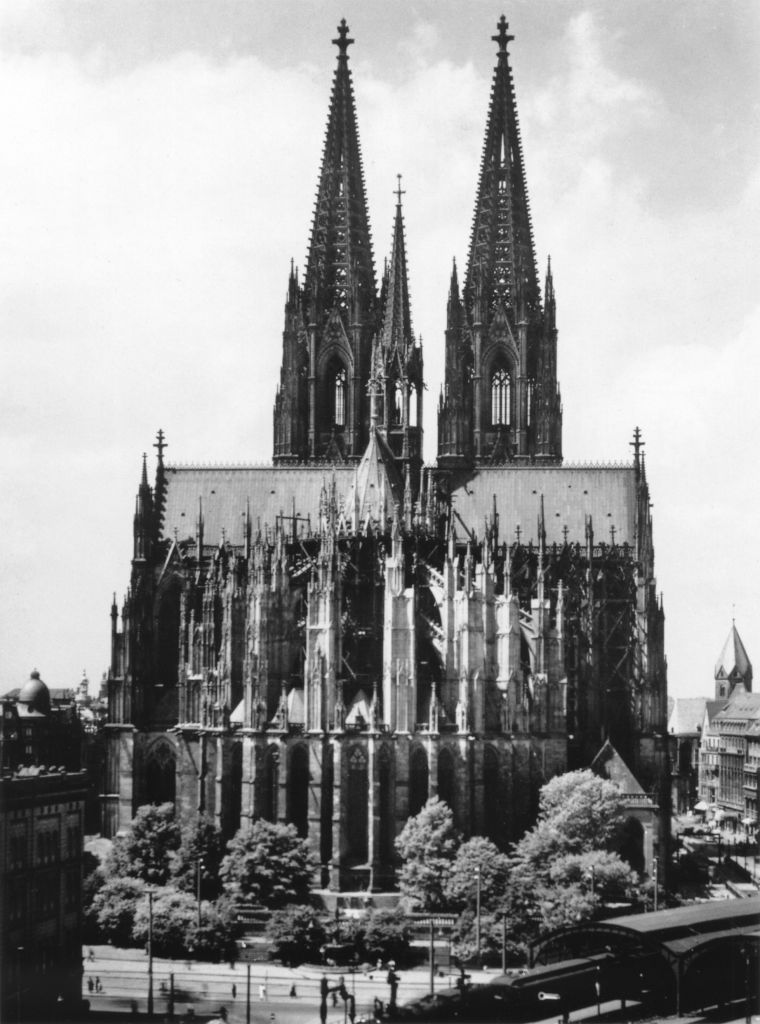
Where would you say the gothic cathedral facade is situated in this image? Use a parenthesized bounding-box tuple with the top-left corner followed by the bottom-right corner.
(104, 19, 669, 890)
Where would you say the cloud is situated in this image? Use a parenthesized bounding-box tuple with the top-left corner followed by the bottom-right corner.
(0, 6, 757, 702)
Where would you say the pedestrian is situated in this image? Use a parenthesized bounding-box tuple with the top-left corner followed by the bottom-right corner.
(87, 977, 94, 994)
(95, 977, 102, 993)
(87, 948, 95, 962)
(259, 983, 266, 1001)
(289, 983, 297, 998)
(231, 983, 236, 999)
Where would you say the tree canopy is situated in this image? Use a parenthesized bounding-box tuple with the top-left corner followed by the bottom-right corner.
(444, 836, 510, 913)
(106, 802, 180, 886)
(220, 819, 316, 908)
(395, 797, 460, 911)
(505, 770, 639, 939)
(169, 814, 225, 899)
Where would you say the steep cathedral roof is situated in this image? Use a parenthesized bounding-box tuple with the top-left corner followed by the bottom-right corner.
(448, 465, 637, 546)
(465, 15, 538, 320)
(303, 18, 376, 325)
(343, 428, 404, 528)
(714, 623, 752, 682)
(158, 461, 640, 549)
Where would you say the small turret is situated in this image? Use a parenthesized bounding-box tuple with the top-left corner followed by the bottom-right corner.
(133, 453, 153, 562)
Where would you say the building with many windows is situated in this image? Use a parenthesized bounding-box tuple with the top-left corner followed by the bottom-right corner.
(0, 673, 87, 1022)
(697, 624, 757, 833)
(104, 19, 669, 890)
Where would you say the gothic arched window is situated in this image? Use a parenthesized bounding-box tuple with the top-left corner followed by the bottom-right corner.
(409, 386, 418, 428)
(333, 367, 347, 427)
(394, 381, 404, 424)
(491, 367, 511, 426)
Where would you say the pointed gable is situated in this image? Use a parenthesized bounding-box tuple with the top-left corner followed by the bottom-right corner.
(591, 738, 647, 797)
(343, 428, 404, 529)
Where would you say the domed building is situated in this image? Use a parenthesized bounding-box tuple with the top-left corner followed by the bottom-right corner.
(0, 671, 88, 1021)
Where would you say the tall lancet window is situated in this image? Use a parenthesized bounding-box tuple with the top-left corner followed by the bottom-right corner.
(409, 386, 418, 428)
(394, 380, 403, 424)
(491, 367, 511, 425)
(334, 367, 347, 427)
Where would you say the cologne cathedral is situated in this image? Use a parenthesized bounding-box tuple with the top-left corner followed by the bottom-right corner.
(104, 18, 669, 890)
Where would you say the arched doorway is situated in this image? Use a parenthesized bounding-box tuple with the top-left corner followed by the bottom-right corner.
(616, 815, 645, 876)
(144, 739, 176, 805)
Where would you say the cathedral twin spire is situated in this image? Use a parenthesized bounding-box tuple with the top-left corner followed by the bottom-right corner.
(273, 16, 562, 471)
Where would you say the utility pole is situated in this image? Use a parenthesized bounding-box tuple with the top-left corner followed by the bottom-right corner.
(501, 914, 507, 975)
(429, 920, 435, 994)
(147, 889, 155, 1019)
(197, 857, 204, 930)
(652, 858, 659, 913)
(474, 866, 482, 964)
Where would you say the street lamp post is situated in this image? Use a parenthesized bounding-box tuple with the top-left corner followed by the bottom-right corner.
(652, 858, 659, 913)
(474, 866, 482, 965)
(147, 889, 155, 1019)
(196, 857, 204, 930)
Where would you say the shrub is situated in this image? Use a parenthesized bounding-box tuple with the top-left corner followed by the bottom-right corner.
(266, 906, 326, 965)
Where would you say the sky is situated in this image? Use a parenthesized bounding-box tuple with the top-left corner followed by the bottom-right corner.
(1, 0, 759, 702)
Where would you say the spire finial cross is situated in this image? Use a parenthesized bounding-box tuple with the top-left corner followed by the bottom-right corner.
(154, 428, 167, 462)
(333, 19, 354, 57)
(492, 15, 514, 55)
(629, 425, 645, 464)
(394, 173, 405, 207)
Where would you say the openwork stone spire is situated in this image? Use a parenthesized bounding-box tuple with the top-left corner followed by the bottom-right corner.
(438, 17, 561, 467)
(377, 176, 423, 474)
(379, 176, 414, 368)
(465, 15, 538, 322)
(304, 18, 377, 325)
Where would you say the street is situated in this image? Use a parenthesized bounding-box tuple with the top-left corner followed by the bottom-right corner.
(82, 946, 463, 1024)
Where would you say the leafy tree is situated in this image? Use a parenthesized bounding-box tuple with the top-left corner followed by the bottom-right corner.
(220, 819, 316, 908)
(360, 909, 412, 966)
(443, 836, 510, 912)
(132, 888, 196, 958)
(169, 814, 225, 900)
(106, 803, 180, 886)
(265, 906, 326, 965)
(505, 770, 638, 939)
(82, 851, 107, 942)
(89, 877, 145, 947)
(395, 797, 460, 911)
(537, 771, 626, 852)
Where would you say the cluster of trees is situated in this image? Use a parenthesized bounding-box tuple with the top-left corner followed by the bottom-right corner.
(84, 770, 641, 966)
(395, 770, 641, 962)
(84, 805, 315, 961)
